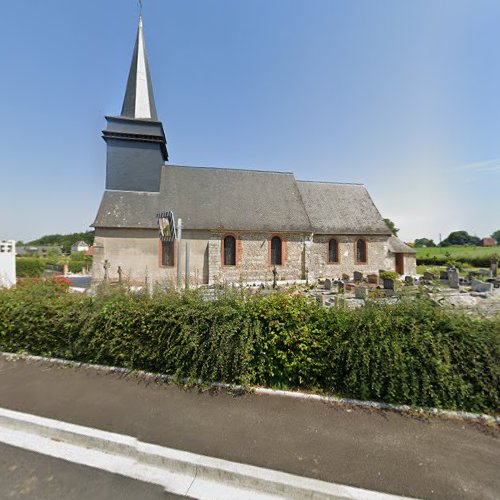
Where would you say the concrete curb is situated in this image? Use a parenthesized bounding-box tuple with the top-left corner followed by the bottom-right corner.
(0, 406, 411, 499)
(2, 351, 498, 426)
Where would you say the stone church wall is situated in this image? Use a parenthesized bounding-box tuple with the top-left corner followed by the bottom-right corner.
(308, 234, 391, 280)
(92, 228, 212, 286)
(208, 232, 306, 284)
(92, 229, 409, 287)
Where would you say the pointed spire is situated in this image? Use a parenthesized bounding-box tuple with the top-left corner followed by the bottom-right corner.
(121, 15, 158, 120)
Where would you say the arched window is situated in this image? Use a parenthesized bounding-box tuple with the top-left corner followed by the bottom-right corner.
(271, 236, 282, 265)
(356, 239, 367, 263)
(223, 235, 236, 266)
(328, 239, 339, 263)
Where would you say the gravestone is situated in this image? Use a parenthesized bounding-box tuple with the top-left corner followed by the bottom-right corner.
(404, 276, 414, 286)
(447, 267, 459, 289)
(440, 270, 449, 280)
(367, 274, 379, 285)
(471, 279, 493, 293)
(491, 257, 498, 278)
(324, 278, 332, 290)
(355, 286, 367, 299)
(353, 271, 363, 282)
(338, 281, 345, 294)
(383, 277, 394, 290)
(423, 271, 435, 281)
(342, 273, 350, 281)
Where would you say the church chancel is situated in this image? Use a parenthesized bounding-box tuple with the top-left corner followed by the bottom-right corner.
(92, 13, 416, 286)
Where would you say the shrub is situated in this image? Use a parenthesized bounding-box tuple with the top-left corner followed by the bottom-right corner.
(0, 284, 498, 413)
(16, 258, 46, 278)
(379, 271, 399, 280)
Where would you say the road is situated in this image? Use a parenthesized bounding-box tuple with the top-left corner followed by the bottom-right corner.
(0, 353, 498, 499)
(0, 442, 184, 499)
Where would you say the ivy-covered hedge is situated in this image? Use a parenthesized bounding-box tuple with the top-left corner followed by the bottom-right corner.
(0, 282, 498, 414)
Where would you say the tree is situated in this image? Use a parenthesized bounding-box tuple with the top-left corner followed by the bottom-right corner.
(414, 238, 436, 248)
(384, 218, 399, 237)
(491, 230, 500, 245)
(27, 230, 95, 255)
(440, 230, 480, 246)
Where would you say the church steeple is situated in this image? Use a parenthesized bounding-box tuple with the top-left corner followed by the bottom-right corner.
(102, 9, 168, 193)
(121, 15, 158, 120)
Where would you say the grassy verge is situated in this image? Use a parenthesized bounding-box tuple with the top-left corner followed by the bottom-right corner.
(0, 280, 498, 414)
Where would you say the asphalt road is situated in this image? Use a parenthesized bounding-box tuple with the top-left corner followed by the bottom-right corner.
(0, 442, 183, 500)
(0, 354, 498, 499)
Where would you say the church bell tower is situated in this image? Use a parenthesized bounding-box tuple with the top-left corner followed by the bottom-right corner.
(102, 14, 168, 193)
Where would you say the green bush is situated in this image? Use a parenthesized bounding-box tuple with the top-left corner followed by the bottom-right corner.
(16, 258, 46, 278)
(379, 271, 399, 280)
(0, 283, 498, 413)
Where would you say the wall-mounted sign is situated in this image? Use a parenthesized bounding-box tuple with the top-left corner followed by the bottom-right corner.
(157, 211, 176, 241)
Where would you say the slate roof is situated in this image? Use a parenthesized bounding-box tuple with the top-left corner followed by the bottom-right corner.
(121, 16, 158, 120)
(296, 181, 391, 235)
(93, 165, 391, 235)
(387, 236, 416, 254)
(94, 166, 312, 232)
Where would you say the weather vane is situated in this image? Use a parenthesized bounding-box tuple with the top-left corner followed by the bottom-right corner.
(138, 0, 143, 17)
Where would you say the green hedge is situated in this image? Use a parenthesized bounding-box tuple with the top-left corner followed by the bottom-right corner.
(15, 258, 46, 277)
(417, 255, 494, 268)
(0, 283, 498, 413)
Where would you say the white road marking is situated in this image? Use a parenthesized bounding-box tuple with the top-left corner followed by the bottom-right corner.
(0, 407, 414, 500)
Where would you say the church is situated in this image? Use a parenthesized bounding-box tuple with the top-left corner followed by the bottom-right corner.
(92, 15, 416, 286)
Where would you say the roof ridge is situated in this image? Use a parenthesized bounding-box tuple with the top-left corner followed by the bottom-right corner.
(296, 180, 365, 186)
(165, 165, 294, 175)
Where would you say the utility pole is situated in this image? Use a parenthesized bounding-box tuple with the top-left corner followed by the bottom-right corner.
(177, 218, 182, 289)
(185, 241, 190, 289)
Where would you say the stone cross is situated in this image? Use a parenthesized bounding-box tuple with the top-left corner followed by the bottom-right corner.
(491, 256, 498, 278)
(447, 267, 459, 289)
(103, 259, 110, 281)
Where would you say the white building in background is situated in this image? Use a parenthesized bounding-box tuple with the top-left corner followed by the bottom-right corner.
(71, 241, 90, 254)
(0, 240, 16, 288)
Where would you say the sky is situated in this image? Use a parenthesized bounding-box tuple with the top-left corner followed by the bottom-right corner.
(0, 0, 499, 243)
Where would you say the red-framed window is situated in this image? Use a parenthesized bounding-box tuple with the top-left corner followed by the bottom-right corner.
(355, 238, 367, 264)
(328, 239, 339, 263)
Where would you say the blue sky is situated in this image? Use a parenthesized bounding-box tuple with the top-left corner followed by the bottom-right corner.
(1, 0, 498, 243)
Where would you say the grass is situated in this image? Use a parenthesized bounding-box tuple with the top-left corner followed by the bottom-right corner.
(416, 245, 500, 259)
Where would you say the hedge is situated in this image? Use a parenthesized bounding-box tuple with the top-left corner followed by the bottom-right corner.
(417, 255, 495, 268)
(0, 282, 498, 414)
(15, 258, 46, 277)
